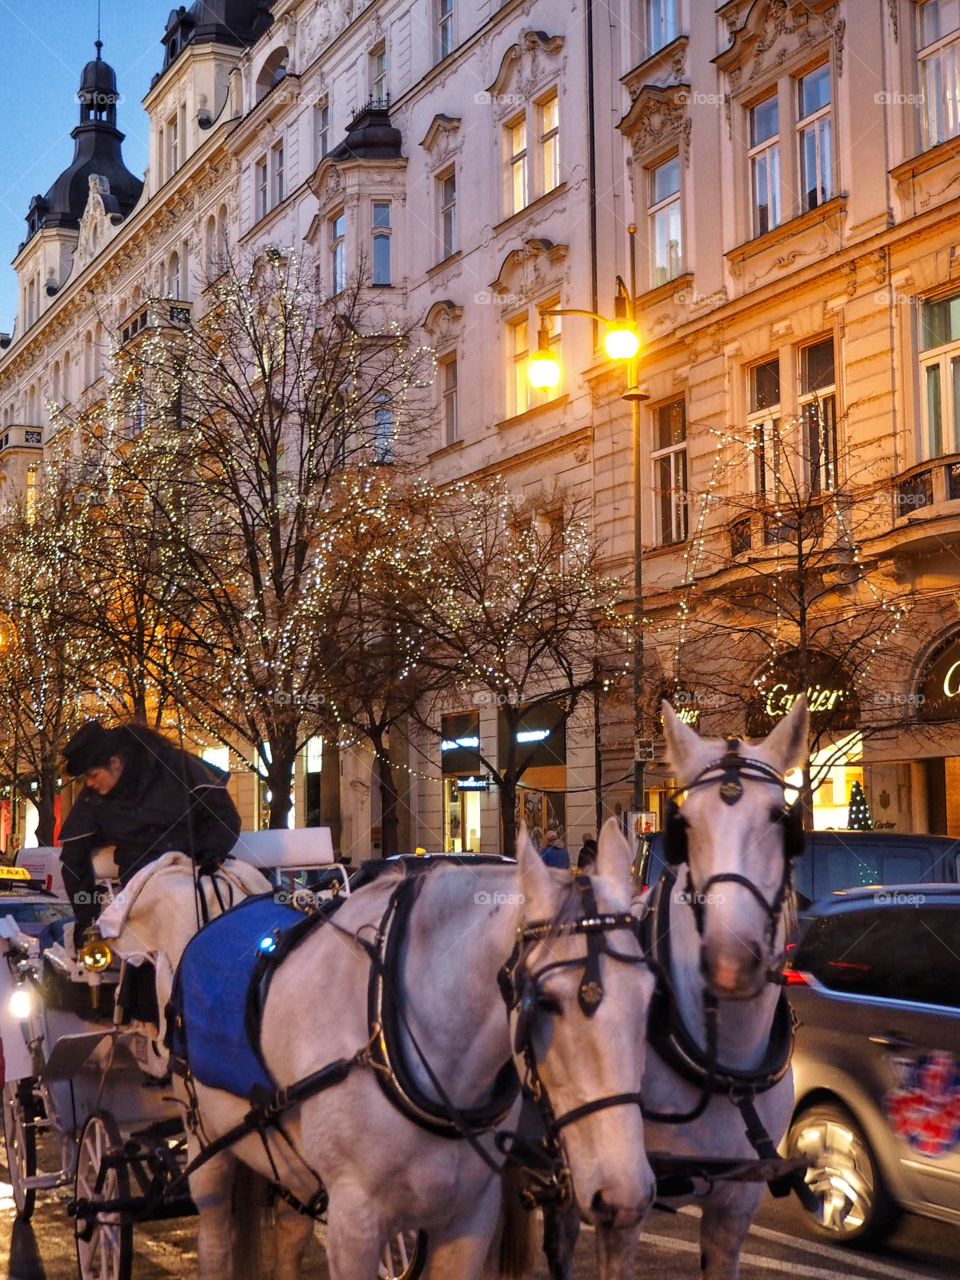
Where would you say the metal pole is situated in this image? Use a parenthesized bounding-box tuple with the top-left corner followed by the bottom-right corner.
(627, 225, 644, 815)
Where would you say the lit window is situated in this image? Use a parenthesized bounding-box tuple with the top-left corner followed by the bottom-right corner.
(438, 0, 454, 60)
(372, 201, 391, 286)
(800, 338, 838, 492)
(648, 156, 682, 285)
(651, 399, 688, 545)
(255, 157, 268, 221)
(440, 353, 458, 445)
(506, 115, 528, 214)
(797, 65, 833, 211)
(919, 0, 960, 148)
(510, 314, 530, 416)
(539, 92, 560, 192)
(439, 170, 457, 259)
(920, 290, 960, 458)
(330, 210, 346, 295)
(749, 94, 781, 236)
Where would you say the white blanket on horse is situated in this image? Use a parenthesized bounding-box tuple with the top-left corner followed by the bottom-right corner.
(97, 852, 271, 940)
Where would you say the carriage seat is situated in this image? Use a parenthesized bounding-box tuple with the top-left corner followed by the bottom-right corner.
(229, 827, 334, 873)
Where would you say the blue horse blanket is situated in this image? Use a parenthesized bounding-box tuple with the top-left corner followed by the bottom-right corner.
(169, 894, 304, 1098)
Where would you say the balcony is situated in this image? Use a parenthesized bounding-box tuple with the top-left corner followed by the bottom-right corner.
(120, 298, 192, 347)
(0, 425, 43, 454)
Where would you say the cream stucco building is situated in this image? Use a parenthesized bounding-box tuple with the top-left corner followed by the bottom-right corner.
(4, 0, 960, 851)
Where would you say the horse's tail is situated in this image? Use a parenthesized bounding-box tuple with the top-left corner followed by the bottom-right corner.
(231, 1161, 273, 1280)
(498, 1178, 536, 1280)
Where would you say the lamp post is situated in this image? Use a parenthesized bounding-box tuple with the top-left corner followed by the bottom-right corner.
(528, 225, 649, 818)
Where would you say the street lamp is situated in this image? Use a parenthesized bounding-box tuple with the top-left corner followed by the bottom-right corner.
(528, 225, 649, 816)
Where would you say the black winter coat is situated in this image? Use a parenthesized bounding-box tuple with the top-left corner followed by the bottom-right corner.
(59, 743, 241, 930)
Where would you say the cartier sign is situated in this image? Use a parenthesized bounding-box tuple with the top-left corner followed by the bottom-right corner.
(918, 637, 960, 721)
(747, 650, 857, 735)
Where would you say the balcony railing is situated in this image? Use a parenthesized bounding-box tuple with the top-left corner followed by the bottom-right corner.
(120, 298, 192, 347)
(0, 425, 43, 453)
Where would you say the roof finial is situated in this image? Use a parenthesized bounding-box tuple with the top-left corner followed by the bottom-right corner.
(96, 0, 102, 56)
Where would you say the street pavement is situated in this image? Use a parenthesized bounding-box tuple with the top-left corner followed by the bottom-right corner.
(0, 1175, 955, 1279)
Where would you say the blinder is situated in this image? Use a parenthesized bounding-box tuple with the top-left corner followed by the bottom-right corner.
(663, 797, 804, 867)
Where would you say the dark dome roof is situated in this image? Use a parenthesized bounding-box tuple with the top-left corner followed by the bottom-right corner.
(329, 104, 403, 163)
(23, 44, 142, 246)
(162, 0, 273, 70)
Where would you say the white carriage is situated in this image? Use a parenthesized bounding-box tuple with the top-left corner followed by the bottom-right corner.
(0, 831, 363, 1280)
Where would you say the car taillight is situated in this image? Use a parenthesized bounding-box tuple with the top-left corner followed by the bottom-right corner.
(785, 969, 810, 986)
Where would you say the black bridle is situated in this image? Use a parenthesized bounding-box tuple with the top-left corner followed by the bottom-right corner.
(496, 873, 648, 1205)
(664, 737, 803, 955)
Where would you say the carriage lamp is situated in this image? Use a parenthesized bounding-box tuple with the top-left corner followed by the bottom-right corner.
(527, 326, 562, 391)
(9, 985, 32, 1020)
(78, 938, 113, 972)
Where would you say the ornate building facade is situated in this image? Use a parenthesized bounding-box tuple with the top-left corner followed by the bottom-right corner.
(2, 0, 960, 848)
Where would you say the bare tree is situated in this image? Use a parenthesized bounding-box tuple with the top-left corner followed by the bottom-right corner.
(0, 466, 94, 845)
(396, 479, 629, 856)
(88, 249, 433, 827)
(670, 407, 912, 812)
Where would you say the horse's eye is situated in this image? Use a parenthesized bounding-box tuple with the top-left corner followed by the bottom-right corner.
(769, 807, 785, 825)
(538, 994, 561, 1016)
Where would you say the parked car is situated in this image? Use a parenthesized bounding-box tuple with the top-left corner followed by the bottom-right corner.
(784, 885, 960, 1244)
(0, 865, 74, 946)
(634, 829, 960, 907)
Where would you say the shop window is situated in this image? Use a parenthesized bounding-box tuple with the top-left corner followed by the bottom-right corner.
(920, 290, 960, 458)
(919, 0, 960, 149)
(441, 711, 483, 854)
(652, 397, 687, 544)
(800, 337, 838, 492)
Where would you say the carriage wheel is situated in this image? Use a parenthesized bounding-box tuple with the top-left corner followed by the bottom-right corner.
(2, 1079, 37, 1220)
(74, 1112, 133, 1280)
(378, 1229, 426, 1280)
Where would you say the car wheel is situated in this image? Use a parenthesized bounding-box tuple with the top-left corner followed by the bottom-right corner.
(787, 1101, 898, 1246)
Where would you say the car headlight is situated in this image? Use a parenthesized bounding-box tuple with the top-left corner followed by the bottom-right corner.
(9, 986, 31, 1020)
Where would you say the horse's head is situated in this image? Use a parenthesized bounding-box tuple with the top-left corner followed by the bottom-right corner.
(508, 820, 655, 1230)
(662, 696, 809, 999)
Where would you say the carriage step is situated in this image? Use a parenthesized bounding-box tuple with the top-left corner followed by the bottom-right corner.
(24, 1173, 68, 1191)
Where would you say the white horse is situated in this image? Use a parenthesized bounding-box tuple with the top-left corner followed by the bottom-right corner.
(542, 697, 810, 1280)
(109, 822, 655, 1280)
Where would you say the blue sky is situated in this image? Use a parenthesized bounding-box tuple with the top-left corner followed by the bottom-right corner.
(0, 0, 174, 333)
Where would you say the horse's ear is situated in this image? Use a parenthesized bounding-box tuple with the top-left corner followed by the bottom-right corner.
(761, 695, 809, 773)
(594, 817, 632, 888)
(515, 823, 555, 913)
(662, 699, 704, 780)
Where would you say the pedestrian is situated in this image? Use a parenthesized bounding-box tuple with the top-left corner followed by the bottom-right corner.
(539, 829, 570, 871)
(577, 834, 598, 873)
(59, 719, 241, 935)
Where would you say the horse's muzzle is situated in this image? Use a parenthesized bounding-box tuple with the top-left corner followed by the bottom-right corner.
(701, 940, 765, 1000)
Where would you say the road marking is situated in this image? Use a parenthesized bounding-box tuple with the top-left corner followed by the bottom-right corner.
(674, 1207, 938, 1280)
(641, 1232, 936, 1279)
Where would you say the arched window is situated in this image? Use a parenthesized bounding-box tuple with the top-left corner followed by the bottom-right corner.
(217, 204, 229, 264)
(256, 47, 290, 102)
(83, 331, 94, 386)
(205, 216, 216, 277)
(52, 361, 61, 408)
(62, 350, 72, 403)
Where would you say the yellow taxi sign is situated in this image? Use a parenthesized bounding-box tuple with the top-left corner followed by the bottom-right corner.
(0, 866, 31, 881)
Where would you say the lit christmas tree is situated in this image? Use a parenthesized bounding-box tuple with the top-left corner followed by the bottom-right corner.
(847, 780, 873, 830)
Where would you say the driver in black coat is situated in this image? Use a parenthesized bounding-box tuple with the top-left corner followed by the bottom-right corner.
(58, 720, 241, 934)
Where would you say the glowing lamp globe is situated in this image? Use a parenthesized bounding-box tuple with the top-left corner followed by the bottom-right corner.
(528, 347, 562, 391)
(603, 324, 641, 362)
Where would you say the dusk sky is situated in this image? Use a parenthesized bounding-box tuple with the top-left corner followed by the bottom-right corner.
(0, 0, 174, 334)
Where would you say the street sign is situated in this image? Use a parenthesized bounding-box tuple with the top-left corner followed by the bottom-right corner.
(634, 736, 655, 762)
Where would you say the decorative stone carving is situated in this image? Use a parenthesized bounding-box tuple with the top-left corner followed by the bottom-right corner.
(423, 299, 464, 346)
(74, 175, 123, 274)
(419, 115, 462, 170)
(486, 30, 565, 111)
(489, 238, 568, 302)
(888, 0, 899, 41)
(618, 84, 690, 168)
(716, 0, 838, 83)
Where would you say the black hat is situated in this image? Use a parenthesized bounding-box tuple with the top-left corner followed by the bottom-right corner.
(64, 721, 117, 777)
